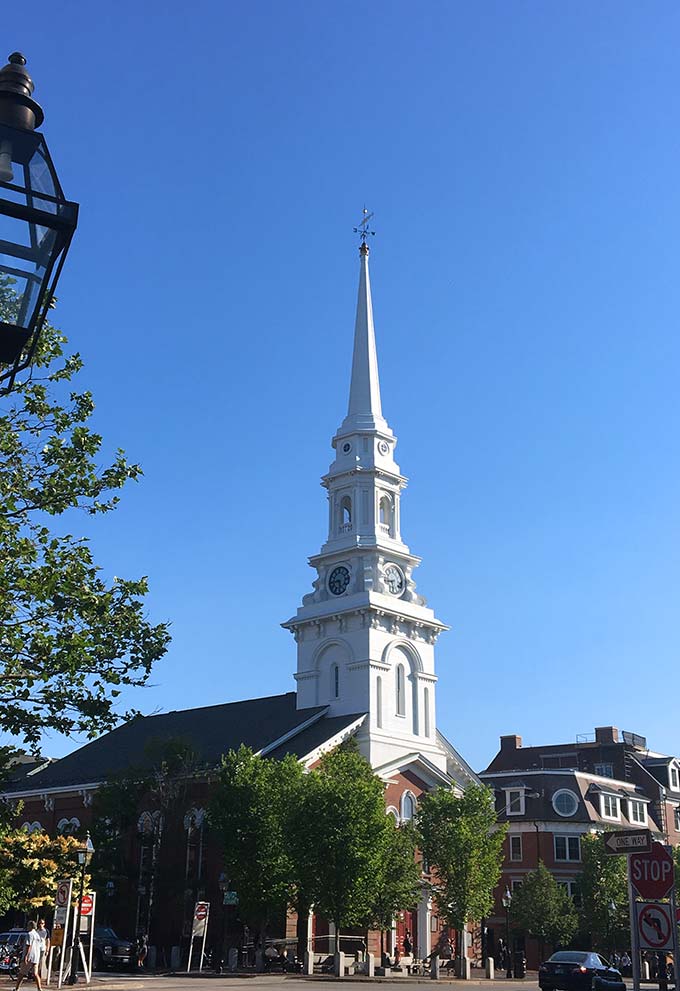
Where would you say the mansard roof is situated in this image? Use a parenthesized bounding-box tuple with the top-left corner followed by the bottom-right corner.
(2, 693, 361, 794)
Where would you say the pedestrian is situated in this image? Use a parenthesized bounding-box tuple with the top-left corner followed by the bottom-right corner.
(14, 921, 42, 991)
(403, 930, 412, 957)
(36, 920, 49, 983)
(136, 934, 148, 970)
(620, 951, 631, 976)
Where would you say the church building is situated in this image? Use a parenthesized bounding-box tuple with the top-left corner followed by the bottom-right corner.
(1, 237, 477, 962)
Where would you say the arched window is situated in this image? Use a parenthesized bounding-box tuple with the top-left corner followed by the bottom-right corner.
(21, 821, 43, 834)
(340, 496, 352, 532)
(396, 664, 405, 716)
(331, 663, 340, 699)
(57, 816, 81, 836)
(401, 792, 416, 822)
(386, 807, 399, 823)
(376, 676, 383, 729)
(379, 494, 392, 533)
(424, 687, 430, 738)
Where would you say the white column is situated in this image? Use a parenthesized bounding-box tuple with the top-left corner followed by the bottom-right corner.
(418, 889, 431, 959)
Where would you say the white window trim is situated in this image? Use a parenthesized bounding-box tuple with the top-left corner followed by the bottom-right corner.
(552, 788, 579, 817)
(554, 834, 581, 862)
(600, 793, 621, 822)
(627, 798, 647, 825)
(504, 788, 526, 816)
(594, 763, 614, 777)
(509, 834, 523, 862)
(670, 764, 680, 792)
(400, 790, 417, 822)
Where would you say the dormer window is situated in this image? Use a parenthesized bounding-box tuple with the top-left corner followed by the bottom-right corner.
(670, 764, 679, 792)
(505, 788, 525, 816)
(628, 799, 647, 825)
(600, 793, 620, 821)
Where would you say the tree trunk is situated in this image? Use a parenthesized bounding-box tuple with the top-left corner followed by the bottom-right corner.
(296, 900, 309, 966)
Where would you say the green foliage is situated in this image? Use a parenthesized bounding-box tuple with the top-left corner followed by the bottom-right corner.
(0, 286, 170, 747)
(579, 833, 630, 951)
(510, 861, 578, 949)
(291, 741, 395, 930)
(417, 783, 506, 931)
(366, 818, 422, 937)
(0, 831, 88, 914)
(209, 745, 304, 934)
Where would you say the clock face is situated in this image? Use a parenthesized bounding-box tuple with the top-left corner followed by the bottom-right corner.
(328, 565, 351, 596)
(378, 440, 389, 455)
(384, 564, 405, 596)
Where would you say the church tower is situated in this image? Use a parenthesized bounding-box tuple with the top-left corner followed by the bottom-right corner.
(283, 239, 449, 772)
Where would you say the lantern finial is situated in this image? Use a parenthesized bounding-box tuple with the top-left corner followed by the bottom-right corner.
(0, 52, 44, 131)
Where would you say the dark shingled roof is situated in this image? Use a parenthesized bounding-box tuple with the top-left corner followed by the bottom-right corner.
(4, 693, 333, 792)
(265, 711, 365, 761)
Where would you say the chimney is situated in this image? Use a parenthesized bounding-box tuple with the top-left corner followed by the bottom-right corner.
(595, 726, 619, 744)
(500, 734, 522, 752)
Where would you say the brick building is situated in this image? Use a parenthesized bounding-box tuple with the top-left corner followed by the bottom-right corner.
(480, 725, 680, 967)
(1, 240, 478, 966)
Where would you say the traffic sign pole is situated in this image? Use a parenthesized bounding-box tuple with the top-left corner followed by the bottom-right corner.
(628, 859, 642, 991)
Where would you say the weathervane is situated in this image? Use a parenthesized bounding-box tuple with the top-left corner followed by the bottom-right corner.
(353, 206, 376, 245)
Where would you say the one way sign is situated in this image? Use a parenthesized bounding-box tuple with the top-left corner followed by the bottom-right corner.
(603, 829, 652, 855)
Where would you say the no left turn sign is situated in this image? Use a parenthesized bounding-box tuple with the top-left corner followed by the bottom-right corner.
(636, 901, 674, 951)
(56, 882, 69, 908)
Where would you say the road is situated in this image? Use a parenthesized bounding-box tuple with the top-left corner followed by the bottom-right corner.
(79, 974, 542, 991)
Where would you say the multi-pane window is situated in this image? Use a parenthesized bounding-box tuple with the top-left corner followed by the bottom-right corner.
(674, 807, 680, 832)
(629, 800, 646, 824)
(511, 879, 523, 891)
(510, 835, 522, 861)
(506, 790, 525, 815)
(601, 794, 619, 820)
(670, 766, 679, 791)
(594, 763, 614, 778)
(555, 835, 581, 862)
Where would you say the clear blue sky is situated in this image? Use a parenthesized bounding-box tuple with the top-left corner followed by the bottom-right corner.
(4, 1, 680, 770)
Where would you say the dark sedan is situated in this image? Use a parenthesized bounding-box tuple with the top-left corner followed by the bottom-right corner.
(539, 951, 626, 991)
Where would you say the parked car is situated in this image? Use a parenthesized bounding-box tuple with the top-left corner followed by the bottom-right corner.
(0, 931, 27, 977)
(88, 927, 135, 971)
(539, 951, 626, 991)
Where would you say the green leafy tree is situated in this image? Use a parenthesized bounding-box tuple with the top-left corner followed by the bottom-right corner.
(366, 818, 422, 958)
(0, 284, 170, 748)
(510, 861, 578, 959)
(291, 742, 391, 940)
(417, 783, 506, 955)
(0, 830, 89, 914)
(209, 745, 304, 946)
(579, 833, 629, 953)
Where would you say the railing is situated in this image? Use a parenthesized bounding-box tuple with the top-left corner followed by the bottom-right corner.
(378, 523, 390, 534)
(339, 522, 353, 533)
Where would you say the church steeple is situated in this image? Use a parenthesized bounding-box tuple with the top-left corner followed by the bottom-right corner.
(284, 232, 449, 774)
(342, 243, 387, 435)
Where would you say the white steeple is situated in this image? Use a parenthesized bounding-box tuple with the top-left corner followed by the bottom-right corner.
(342, 243, 388, 434)
(284, 239, 449, 773)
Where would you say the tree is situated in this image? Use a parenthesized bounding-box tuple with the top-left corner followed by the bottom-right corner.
(0, 830, 89, 915)
(209, 745, 304, 946)
(0, 285, 170, 748)
(366, 818, 422, 959)
(579, 833, 629, 953)
(416, 783, 506, 954)
(291, 742, 391, 941)
(510, 862, 578, 959)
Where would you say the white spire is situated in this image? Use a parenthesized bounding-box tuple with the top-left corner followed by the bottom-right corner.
(341, 243, 388, 434)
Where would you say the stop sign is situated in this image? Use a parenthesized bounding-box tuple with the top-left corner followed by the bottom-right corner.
(630, 842, 675, 900)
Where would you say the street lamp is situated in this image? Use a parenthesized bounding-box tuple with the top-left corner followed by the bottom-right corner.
(0, 52, 78, 395)
(501, 887, 513, 979)
(67, 832, 95, 985)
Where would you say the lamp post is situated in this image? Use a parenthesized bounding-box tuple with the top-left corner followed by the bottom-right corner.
(501, 887, 513, 979)
(67, 832, 94, 985)
(0, 52, 78, 395)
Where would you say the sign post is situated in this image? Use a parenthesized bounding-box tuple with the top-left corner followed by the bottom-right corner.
(51, 878, 73, 989)
(187, 901, 210, 973)
(77, 891, 96, 983)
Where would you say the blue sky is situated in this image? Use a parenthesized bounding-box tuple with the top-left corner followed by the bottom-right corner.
(4, 1, 680, 770)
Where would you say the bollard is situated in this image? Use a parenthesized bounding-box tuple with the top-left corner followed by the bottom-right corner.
(228, 947, 238, 973)
(366, 953, 375, 977)
(459, 956, 471, 980)
(334, 951, 345, 977)
(430, 955, 440, 980)
(486, 956, 495, 980)
(304, 951, 314, 975)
